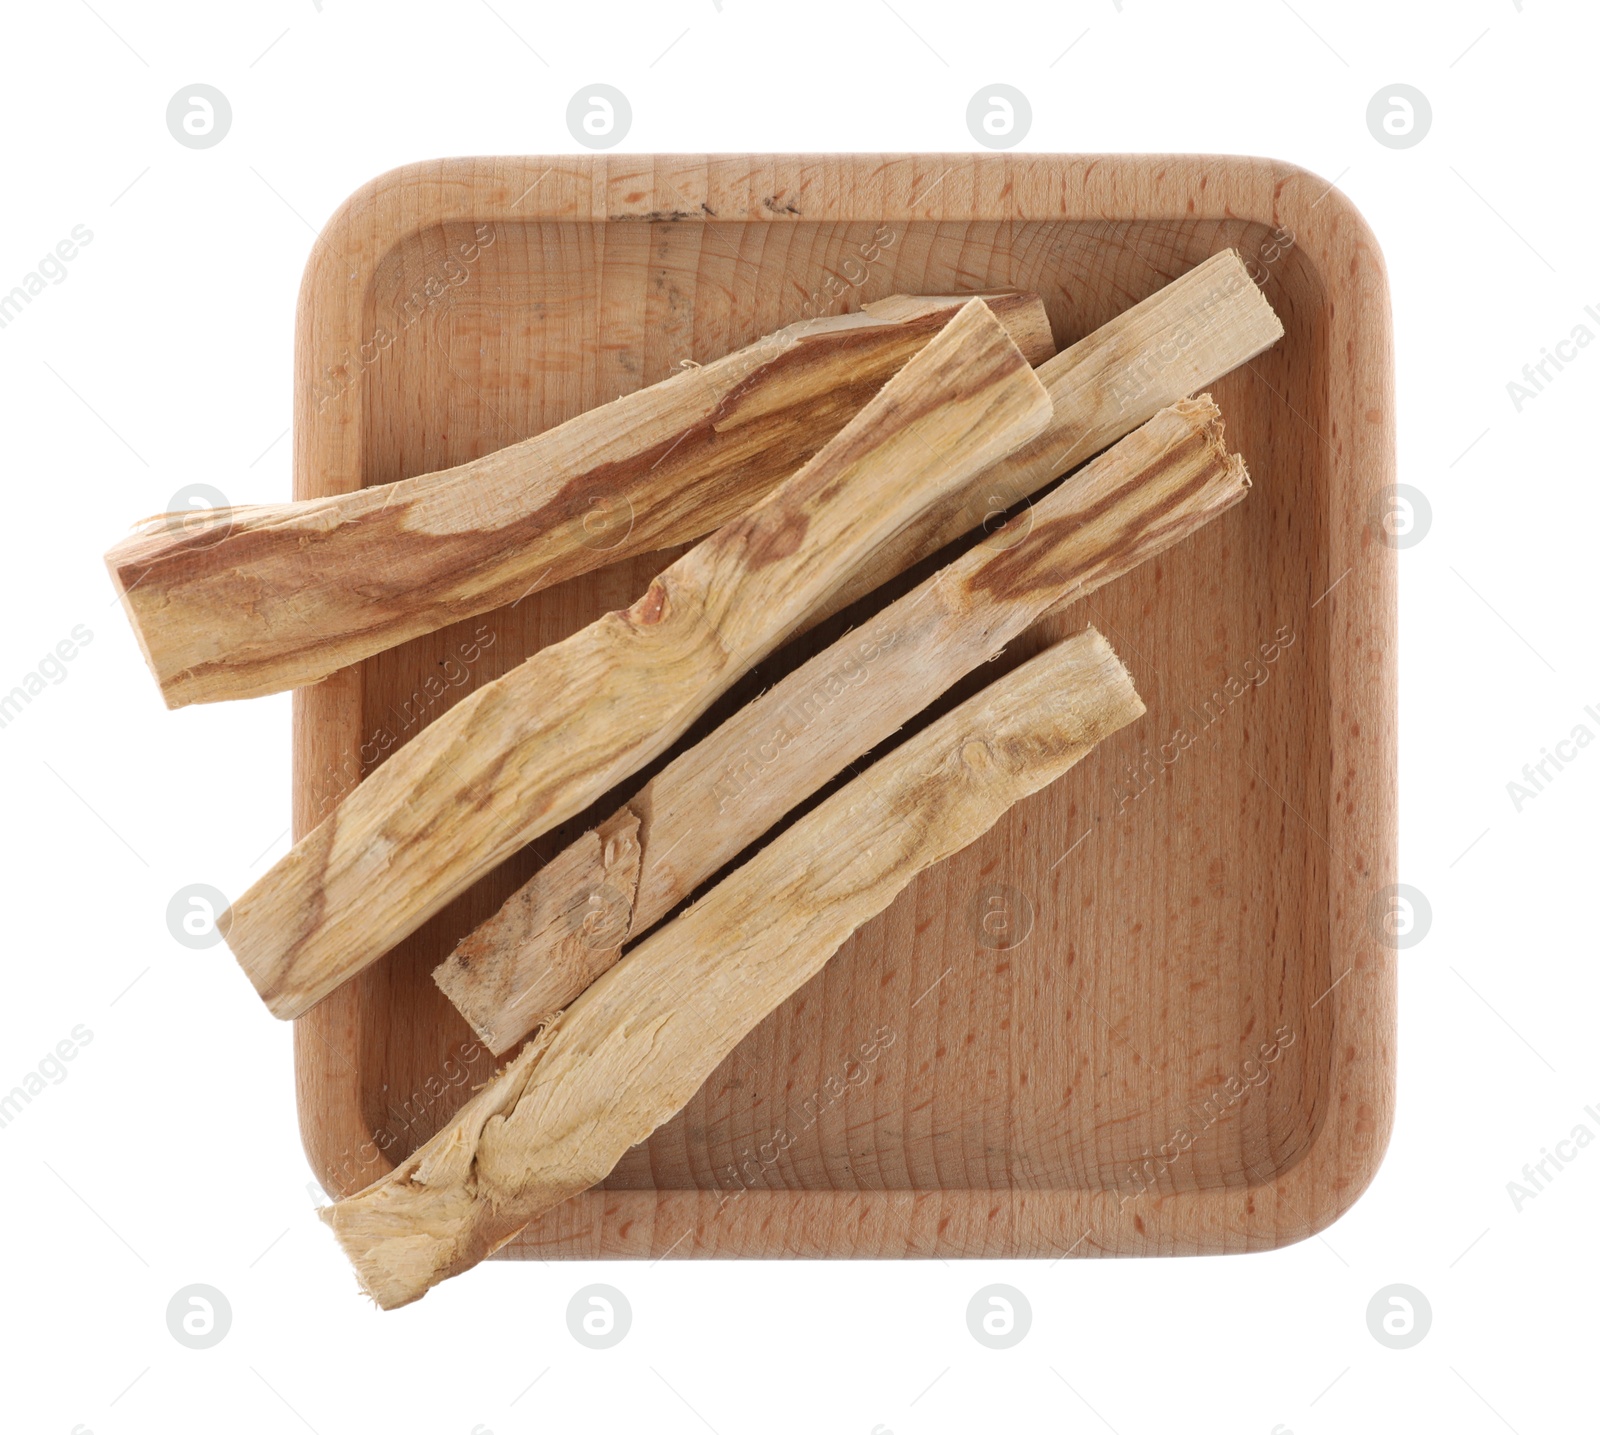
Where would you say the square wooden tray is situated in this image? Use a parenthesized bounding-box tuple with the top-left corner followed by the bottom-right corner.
(291, 153, 1396, 1261)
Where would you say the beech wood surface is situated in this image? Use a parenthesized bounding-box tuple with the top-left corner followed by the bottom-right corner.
(432, 248, 1282, 1052)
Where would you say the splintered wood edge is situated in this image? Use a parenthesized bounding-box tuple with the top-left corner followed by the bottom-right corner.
(291, 155, 1396, 1263)
(433, 811, 643, 1052)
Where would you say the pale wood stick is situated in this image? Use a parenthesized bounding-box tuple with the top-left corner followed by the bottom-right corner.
(801, 248, 1281, 630)
(323, 627, 1145, 1308)
(221, 298, 1053, 1020)
(436, 395, 1248, 1052)
(438, 812, 645, 1041)
(104, 292, 1052, 709)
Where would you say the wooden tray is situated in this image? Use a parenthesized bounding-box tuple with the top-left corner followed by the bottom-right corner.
(291, 154, 1396, 1261)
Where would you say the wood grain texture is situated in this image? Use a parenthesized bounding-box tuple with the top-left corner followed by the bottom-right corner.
(225, 296, 1052, 1019)
(436, 395, 1251, 1054)
(290, 154, 1395, 1267)
(326, 629, 1145, 1308)
(105, 292, 1052, 709)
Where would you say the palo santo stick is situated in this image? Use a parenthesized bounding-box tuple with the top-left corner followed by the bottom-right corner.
(104, 292, 1053, 709)
(325, 627, 1145, 1308)
(436, 812, 647, 1046)
(221, 298, 1052, 1020)
(803, 248, 1281, 630)
(436, 395, 1248, 1052)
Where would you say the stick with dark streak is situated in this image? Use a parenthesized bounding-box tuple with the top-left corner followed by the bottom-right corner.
(105, 291, 1053, 707)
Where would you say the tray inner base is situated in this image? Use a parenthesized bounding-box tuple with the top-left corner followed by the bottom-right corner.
(323, 215, 1333, 1204)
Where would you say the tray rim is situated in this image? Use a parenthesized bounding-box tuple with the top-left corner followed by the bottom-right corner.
(290, 151, 1397, 1261)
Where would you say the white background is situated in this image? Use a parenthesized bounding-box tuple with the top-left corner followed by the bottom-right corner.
(2, 1, 1594, 1431)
